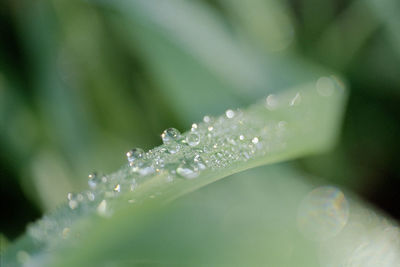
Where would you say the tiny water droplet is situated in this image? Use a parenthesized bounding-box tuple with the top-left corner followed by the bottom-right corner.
(239, 135, 245, 141)
(67, 193, 79, 210)
(161, 128, 181, 144)
(186, 132, 200, 147)
(62, 227, 70, 239)
(203, 115, 211, 123)
(113, 184, 121, 193)
(225, 109, 235, 119)
(208, 126, 214, 131)
(88, 172, 98, 189)
(194, 154, 206, 170)
(86, 191, 95, 201)
(97, 199, 107, 216)
(266, 94, 279, 110)
(252, 137, 259, 144)
(290, 92, 301, 106)
(126, 148, 145, 164)
(191, 123, 198, 131)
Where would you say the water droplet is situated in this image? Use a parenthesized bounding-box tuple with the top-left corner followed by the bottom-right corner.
(88, 172, 99, 189)
(67, 193, 79, 210)
(62, 227, 70, 239)
(203, 115, 211, 123)
(166, 175, 174, 182)
(97, 199, 107, 217)
(126, 148, 145, 164)
(191, 123, 198, 131)
(290, 92, 302, 106)
(137, 161, 155, 176)
(86, 191, 95, 201)
(176, 162, 200, 179)
(186, 132, 200, 147)
(129, 179, 137, 191)
(252, 137, 259, 144)
(113, 184, 121, 193)
(316, 77, 335, 97)
(239, 135, 245, 141)
(225, 109, 235, 119)
(266, 94, 279, 110)
(208, 126, 214, 131)
(161, 128, 181, 144)
(194, 154, 206, 170)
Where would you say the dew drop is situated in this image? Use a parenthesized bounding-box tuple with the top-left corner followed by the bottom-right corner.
(113, 184, 121, 193)
(225, 109, 235, 119)
(62, 227, 70, 239)
(97, 199, 107, 217)
(186, 132, 200, 147)
(290, 92, 302, 106)
(137, 161, 155, 176)
(252, 137, 259, 144)
(86, 191, 95, 201)
(88, 172, 98, 189)
(203, 115, 211, 123)
(239, 135, 245, 141)
(161, 128, 181, 144)
(126, 148, 145, 164)
(191, 123, 198, 131)
(266, 94, 279, 110)
(176, 162, 199, 179)
(208, 126, 214, 131)
(67, 193, 79, 210)
(194, 154, 206, 170)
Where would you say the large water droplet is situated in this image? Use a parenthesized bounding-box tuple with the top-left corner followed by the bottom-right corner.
(186, 132, 200, 147)
(176, 162, 200, 179)
(161, 128, 181, 144)
(137, 161, 155, 176)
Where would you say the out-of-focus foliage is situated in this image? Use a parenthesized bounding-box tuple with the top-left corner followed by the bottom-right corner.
(0, 0, 400, 265)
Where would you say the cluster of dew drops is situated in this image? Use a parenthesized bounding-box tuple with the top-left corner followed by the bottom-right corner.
(27, 76, 340, 248)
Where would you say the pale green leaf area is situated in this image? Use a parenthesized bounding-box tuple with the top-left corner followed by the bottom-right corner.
(3, 79, 350, 266)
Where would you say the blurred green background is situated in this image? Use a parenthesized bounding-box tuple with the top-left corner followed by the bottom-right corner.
(0, 0, 399, 241)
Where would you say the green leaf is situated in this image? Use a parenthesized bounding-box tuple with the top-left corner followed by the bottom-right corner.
(3, 79, 347, 266)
